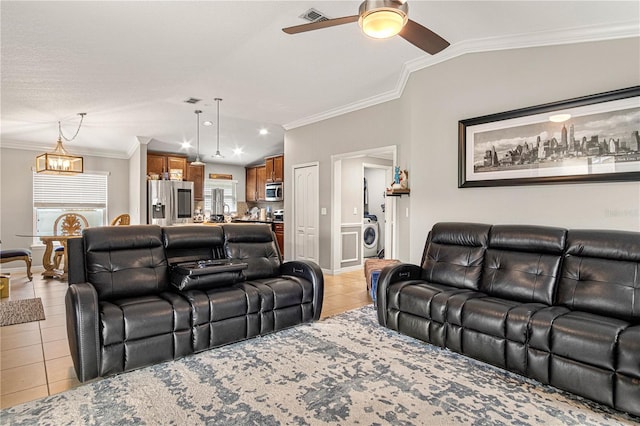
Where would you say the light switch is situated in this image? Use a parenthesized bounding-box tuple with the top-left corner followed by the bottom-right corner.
(406, 207, 409, 218)
(353, 207, 358, 215)
(321, 207, 327, 215)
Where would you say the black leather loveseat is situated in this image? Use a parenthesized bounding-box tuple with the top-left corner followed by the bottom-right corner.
(376, 222, 639, 417)
(65, 223, 323, 382)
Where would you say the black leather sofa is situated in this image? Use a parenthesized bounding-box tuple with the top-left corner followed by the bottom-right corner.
(65, 223, 323, 382)
(376, 222, 640, 417)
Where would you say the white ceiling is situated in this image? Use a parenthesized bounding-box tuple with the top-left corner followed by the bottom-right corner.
(2, 1, 638, 166)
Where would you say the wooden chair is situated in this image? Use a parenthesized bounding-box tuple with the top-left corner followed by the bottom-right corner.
(110, 213, 130, 226)
(0, 244, 33, 281)
(53, 213, 89, 270)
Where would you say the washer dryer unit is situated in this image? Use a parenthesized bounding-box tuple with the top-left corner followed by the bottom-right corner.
(362, 217, 379, 258)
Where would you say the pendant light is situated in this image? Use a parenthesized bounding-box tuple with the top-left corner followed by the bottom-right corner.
(36, 113, 86, 174)
(213, 98, 224, 158)
(191, 109, 205, 166)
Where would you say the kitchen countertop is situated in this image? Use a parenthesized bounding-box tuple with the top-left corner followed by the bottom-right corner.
(231, 218, 284, 224)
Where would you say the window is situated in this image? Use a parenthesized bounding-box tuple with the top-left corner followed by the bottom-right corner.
(33, 172, 108, 239)
(204, 179, 237, 214)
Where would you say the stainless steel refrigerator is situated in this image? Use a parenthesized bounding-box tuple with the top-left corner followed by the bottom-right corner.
(148, 180, 194, 226)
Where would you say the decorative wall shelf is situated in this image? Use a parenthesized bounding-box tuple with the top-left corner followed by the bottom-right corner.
(386, 189, 410, 197)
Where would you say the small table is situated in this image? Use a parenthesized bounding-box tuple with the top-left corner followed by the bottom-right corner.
(16, 234, 81, 280)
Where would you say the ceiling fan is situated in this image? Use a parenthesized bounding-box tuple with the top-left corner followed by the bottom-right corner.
(282, 0, 449, 55)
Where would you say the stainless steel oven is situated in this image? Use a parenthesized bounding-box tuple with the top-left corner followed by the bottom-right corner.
(265, 182, 283, 202)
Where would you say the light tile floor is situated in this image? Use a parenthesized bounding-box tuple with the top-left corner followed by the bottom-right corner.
(0, 268, 370, 409)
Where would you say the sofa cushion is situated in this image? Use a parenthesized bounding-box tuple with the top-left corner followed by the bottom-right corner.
(480, 225, 566, 305)
(421, 222, 491, 291)
(99, 292, 191, 376)
(551, 311, 628, 370)
(557, 229, 640, 322)
(83, 225, 169, 300)
(223, 224, 281, 280)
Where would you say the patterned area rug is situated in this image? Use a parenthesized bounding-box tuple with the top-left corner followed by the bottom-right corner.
(0, 298, 45, 327)
(1, 306, 637, 425)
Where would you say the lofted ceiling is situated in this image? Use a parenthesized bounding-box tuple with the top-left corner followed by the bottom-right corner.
(1, 1, 638, 166)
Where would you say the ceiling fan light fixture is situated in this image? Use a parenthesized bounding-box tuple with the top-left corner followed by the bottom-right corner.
(360, 9, 407, 38)
(358, 1, 408, 39)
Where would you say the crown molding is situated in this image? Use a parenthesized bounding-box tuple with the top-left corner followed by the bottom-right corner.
(0, 139, 131, 160)
(283, 21, 639, 131)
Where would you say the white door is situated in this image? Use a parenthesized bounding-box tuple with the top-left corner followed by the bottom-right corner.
(293, 163, 319, 263)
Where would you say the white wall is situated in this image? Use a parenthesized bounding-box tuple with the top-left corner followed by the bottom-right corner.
(1, 147, 130, 266)
(284, 37, 640, 269)
(404, 38, 640, 263)
(285, 99, 409, 269)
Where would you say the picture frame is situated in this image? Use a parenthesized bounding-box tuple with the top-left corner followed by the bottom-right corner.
(458, 86, 640, 188)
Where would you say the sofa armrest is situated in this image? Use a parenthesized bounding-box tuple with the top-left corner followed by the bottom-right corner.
(65, 283, 100, 382)
(281, 260, 324, 321)
(376, 263, 422, 327)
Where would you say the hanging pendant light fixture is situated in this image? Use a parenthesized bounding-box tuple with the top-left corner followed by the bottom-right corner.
(213, 98, 224, 159)
(36, 113, 85, 174)
(191, 109, 205, 166)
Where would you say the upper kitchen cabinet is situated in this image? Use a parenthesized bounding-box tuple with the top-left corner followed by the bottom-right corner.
(265, 155, 284, 183)
(186, 163, 205, 201)
(246, 165, 267, 202)
(147, 152, 187, 180)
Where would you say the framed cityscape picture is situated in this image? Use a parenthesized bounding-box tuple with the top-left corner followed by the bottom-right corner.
(458, 86, 640, 188)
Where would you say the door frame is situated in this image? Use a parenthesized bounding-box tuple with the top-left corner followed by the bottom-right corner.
(363, 162, 394, 263)
(331, 145, 397, 274)
(291, 161, 320, 264)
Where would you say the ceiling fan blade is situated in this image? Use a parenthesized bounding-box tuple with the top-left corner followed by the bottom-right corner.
(282, 15, 359, 35)
(399, 19, 450, 55)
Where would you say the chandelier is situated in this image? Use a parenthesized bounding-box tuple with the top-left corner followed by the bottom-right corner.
(36, 113, 85, 174)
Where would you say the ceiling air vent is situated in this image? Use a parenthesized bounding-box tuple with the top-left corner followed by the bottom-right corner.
(183, 97, 201, 104)
(300, 8, 329, 23)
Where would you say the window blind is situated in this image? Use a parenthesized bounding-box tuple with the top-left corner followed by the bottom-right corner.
(33, 172, 108, 208)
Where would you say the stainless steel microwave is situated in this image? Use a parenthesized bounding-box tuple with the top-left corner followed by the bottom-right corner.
(265, 182, 283, 201)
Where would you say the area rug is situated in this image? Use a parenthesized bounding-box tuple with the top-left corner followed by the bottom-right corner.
(1, 306, 637, 425)
(0, 298, 45, 327)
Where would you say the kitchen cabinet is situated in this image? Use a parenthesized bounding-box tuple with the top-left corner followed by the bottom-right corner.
(186, 163, 205, 201)
(147, 153, 167, 177)
(257, 166, 266, 200)
(147, 152, 187, 180)
(246, 167, 257, 202)
(273, 222, 284, 257)
(265, 155, 284, 183)
(246, 165, 266, 202)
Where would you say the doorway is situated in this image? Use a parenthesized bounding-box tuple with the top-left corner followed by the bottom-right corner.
(331, 146, 397, 274)
(363, 163, 393, 260)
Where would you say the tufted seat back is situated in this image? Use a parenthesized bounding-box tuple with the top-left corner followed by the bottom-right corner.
(421, 222, 491, 291)
(557, 229, 640, 323)
(223, 224, 281, 280)
(480, 225, 566, 305)
(83, 225, 169, 300)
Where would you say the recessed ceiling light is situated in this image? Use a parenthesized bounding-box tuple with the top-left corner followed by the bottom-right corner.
(203, 121, 213, 127)
(549, 113, 571, 123)
(181, 141, 191, 149)
(233, 147, 244, 156)
(259, 128, 269, 135)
